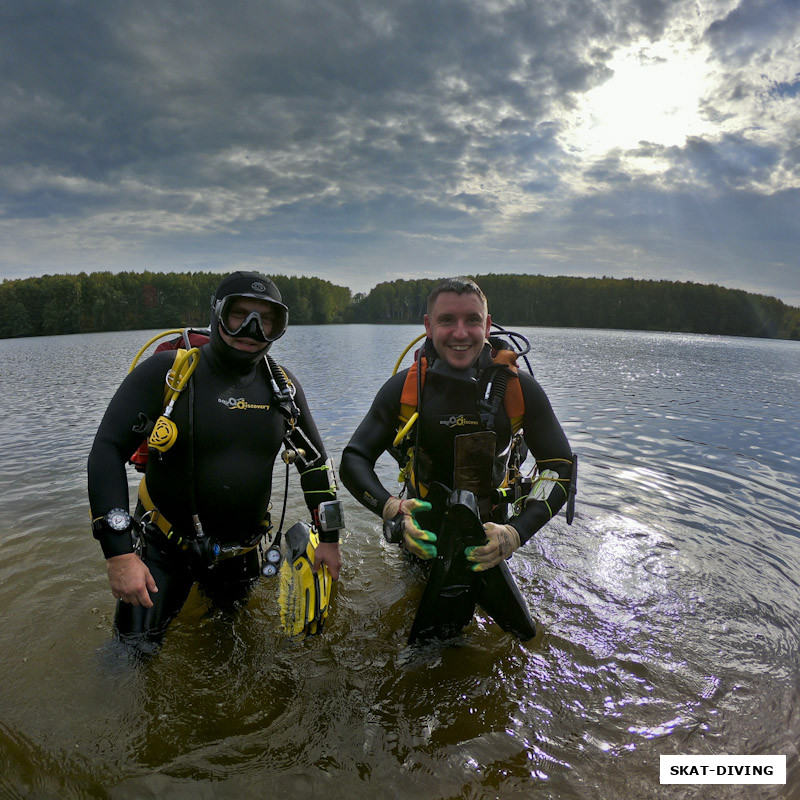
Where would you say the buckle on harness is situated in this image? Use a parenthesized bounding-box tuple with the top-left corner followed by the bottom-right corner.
(281, 427, 321, 468)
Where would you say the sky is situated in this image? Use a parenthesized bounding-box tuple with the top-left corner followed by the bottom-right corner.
(2, 0, 799, 305)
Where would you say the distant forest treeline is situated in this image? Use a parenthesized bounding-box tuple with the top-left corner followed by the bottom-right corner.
(1, 270, 799, 340)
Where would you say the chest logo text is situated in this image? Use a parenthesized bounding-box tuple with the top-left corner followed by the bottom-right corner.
(218, 397, 270, 411)
(439, 415, 480, 428)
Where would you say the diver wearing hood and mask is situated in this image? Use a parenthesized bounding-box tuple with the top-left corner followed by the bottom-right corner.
(207, 271, 289, 371)
(88, 271, 342, 652)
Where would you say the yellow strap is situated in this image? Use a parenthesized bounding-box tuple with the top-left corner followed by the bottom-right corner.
(137, 477, 173, 536)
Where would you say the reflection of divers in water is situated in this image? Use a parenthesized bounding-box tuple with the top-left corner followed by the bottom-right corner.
(342, 287, 577, 644)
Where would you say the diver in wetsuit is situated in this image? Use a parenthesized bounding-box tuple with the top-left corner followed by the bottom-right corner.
(88, 271, 342, 650)
(340, 277, 573, 641)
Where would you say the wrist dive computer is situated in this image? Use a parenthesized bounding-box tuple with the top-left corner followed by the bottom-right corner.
(92, 508, 133, 538)
(315, 500, 344, 542)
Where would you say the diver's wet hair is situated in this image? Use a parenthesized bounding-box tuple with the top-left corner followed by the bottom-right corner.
(426, 277, 487, 314)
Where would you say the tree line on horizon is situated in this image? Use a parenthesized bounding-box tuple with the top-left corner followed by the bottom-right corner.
(1, 270, 798, 340)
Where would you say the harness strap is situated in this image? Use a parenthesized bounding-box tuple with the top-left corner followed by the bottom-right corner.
(137, 476, 175, 537)
(400, 357, 428, 405)
(399, 353, 525, 419)
(265, 354, 300, 429)
(137, 476, 270, 554)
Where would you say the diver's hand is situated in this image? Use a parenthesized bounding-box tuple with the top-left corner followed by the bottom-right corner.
(106, 553, 158, 607)
(466, 523, 521, 571)
(313, 541, 341, 580)
(382, 496, 437, 560)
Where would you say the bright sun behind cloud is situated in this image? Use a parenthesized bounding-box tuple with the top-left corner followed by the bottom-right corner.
(567, 39, 714, 158)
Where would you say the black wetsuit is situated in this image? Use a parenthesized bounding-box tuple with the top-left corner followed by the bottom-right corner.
(340, 343, 572, 543)
(88, 342, 334, 645)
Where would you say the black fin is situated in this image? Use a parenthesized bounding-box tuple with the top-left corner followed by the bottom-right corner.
(407, 487, 535, 644)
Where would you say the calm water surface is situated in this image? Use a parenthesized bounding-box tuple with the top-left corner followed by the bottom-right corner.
(0, 325, 798, 799)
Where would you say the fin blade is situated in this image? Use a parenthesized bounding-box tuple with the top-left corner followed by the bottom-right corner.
(407, 487, 485, 644)
(475, 561, 536, 641)
(407, 487, 536, 643)
(277, 522, 332, 637)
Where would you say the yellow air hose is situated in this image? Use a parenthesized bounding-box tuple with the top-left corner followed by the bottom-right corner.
(149, 347, 200, 452)
(128, 328, 202, 454)
(128, 329, 186, 372)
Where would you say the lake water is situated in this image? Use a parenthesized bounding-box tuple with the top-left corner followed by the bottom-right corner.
(0, 325, 798, 799)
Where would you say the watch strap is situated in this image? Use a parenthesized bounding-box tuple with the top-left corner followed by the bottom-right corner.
(91, 511, 136, 559)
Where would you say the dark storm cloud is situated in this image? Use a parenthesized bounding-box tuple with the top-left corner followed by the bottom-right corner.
(665, 135, 782, 191)
(1, 0, 662, 190)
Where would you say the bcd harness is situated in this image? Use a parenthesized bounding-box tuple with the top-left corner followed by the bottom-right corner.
(390, 336, 576, 525)
(128, 328, 336, 564)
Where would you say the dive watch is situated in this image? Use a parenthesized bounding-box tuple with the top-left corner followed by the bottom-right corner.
(92, 508, 133, 537)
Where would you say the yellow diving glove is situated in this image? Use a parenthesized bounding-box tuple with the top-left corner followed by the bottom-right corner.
(465, 522, 521, 571)
(382, 496, 437, 560)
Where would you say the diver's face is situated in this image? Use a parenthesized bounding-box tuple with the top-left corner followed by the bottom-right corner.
(424, 291, 491, 369)
(218, 297, 275, 353)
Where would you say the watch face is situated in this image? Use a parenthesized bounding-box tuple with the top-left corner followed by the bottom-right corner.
(106, 509, 131, 531)
(319, 500, 344, 531)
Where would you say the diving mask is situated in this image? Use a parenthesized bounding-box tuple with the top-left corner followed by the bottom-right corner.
(214, 294, 288, 343)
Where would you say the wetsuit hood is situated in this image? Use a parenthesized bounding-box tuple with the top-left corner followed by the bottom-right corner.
(209, 271, 288, 372)
(209, 321, 271, 373)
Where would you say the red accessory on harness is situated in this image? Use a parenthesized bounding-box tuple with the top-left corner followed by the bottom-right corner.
(128, 331, 210, 473)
